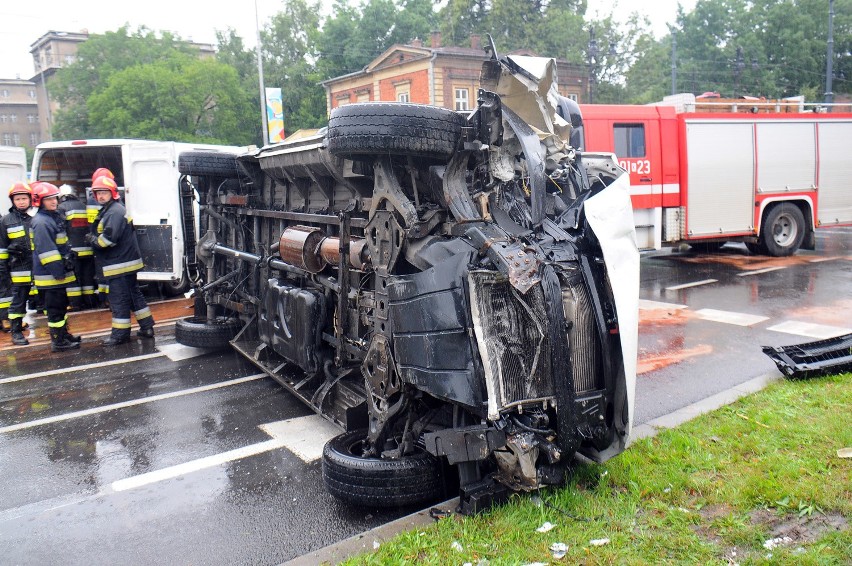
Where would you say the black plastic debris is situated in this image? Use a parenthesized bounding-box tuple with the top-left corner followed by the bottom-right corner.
(762, 333, 852, 379)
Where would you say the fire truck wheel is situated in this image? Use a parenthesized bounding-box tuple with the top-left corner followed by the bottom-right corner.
(178, 151, 241, 178)
(174, 316, 241, 349)
(761, 204, 806, 257)
(322, 429, 444, 508)
(327, 103, 466, 161)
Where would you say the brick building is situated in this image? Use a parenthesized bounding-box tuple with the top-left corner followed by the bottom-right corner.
(321, 32, 589, 114)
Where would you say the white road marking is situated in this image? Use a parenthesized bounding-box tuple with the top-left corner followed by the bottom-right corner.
(693, 308, 769, 327)
(260, 415, 341, 463)
(665, 279, 717, 291)
(767, 321, 852, 339)
(111, 415, 341, 492)
(808, 256, 841, 263)
(111, 438, 287, 492)
(0, 352, 166, 385)
(737, 266, 786, 276)
(157, 342, 216, 362)
(639, 299, 687, 310)
(0, 374, 265, 434)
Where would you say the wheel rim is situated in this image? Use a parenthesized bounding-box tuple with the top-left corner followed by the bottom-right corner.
(771, 212, 798, 247)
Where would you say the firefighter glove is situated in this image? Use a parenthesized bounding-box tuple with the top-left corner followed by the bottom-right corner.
(84, 233, 98, 247)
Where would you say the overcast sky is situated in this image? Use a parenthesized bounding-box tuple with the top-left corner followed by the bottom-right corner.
(0, 0, 697, 80)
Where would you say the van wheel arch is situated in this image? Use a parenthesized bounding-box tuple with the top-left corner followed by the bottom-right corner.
(758, 201, 808, 257)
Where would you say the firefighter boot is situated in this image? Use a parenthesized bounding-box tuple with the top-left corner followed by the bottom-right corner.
(63, 320, 82, 343)
(101, 331, 130, 347)
(10, 318, 29, 346)
(50, 327, 80, 352)
(137, 320, 155, 339)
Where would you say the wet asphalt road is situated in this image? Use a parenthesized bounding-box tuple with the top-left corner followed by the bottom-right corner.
(0, 227, 849, 565)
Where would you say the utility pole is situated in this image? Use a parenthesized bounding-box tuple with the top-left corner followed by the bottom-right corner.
(825, 0, 835, 107)
(255, 0, 269, 146)
(671, 28, 677, 95)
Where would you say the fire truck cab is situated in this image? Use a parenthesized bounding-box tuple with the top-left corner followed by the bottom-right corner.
(580, 101, 852, 256)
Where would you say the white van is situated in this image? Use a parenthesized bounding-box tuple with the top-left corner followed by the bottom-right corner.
(0, 146, 28, 212)
(31, 139, 246, 294)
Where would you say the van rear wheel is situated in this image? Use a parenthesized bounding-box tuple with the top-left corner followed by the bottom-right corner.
(174, 316, 241, 349)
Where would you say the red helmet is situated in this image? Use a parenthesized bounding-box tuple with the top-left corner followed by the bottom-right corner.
(91, 168, 115, 184)
(8, 182, 33, 200)
(92, 175, 119, 200)
(31, 182, 61, 207)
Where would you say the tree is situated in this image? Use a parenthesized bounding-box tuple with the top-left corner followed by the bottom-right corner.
(85, 56, 255, 144)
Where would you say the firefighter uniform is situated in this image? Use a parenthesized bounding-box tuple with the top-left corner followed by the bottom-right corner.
(0, 186, 35, 344)
(86, 188, 109, 305)
(58, 187, 96, 309)
(88, 176, 154, 345)
(30, 183, 81, 352)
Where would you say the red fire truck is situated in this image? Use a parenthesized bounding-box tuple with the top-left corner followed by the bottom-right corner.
(579, 100, 852, 255)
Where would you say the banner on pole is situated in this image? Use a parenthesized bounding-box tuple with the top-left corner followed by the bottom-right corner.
(265, 87, 285, 143)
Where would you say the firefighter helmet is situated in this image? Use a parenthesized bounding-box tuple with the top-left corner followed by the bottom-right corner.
(8, 182, 33, 199)
(59, 184, 76, 197)
(91, 168, 115, 183)
(31, 182, 60, 207)
(91, 175, 119, 200)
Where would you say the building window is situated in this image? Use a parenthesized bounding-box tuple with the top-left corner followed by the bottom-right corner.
(45, 47, 53, 66)
(397, 92, 410, 103)
(12, 134, 20, 146)
(28, 90, 36, 99)
(9, 114, 16, 123)
(613, 124, 646, 158)
(0, 115, 6, 123)
(566, 93, 578, 102)
(27, 114, 37, 123)
(454, 88, 470, 111)
(64, 55, 76, 65)
(2, 134, 11, 146)
(0, 90, 9, 98)
(30, 133, 39, 146)
(356, 89, 370, 103)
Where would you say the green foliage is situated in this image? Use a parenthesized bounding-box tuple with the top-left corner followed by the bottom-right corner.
(340, 373, 852, 564)
(52, 26, 257, 144)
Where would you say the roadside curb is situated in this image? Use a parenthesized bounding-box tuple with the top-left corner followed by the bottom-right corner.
(284, 369, 784, 565)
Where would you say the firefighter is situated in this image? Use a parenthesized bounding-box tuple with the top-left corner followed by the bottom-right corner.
(30, 182, 81, 352)
(85, 175, 155, 345)
(88, 167, 114, 307)
(0, 182, 35, 345)
(58, 184, 96, 310)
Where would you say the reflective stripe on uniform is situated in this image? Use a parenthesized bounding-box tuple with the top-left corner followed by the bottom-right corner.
(98, 284, 110, 294)
(112, 318, 132, 329)
(97, 234, 114, 248)
(8, 312, 25, 320)
(47, 318, 67, 329)
(82, 286, 95, 295)
(102, 259, 143, 278)
(11, 270, 32, 284)
(33, 273, 76, 287)
(0, 248, 8, 260)
(56, 232, 69, 245)
(65, 211, 87, 220)
(38, 250, 61, 264)
(134, 307, 152, 320)
(0, 296, 11, 309)
(6, 226, 24, 238)
(66, 286, 83, 297)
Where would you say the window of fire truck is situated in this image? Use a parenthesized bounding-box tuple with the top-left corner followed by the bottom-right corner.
(614, 123, 646, 157)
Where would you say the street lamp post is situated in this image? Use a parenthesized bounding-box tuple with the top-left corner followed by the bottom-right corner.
(825, 0, 835, 107)
(255, 0, 269, 146)
(587, 29, 599, 104)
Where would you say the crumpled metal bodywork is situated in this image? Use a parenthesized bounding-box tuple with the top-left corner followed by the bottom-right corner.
(188, 46, 638, 509)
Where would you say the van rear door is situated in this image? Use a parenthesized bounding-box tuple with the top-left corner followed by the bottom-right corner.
(123, 142, 181, 283)
(0, 147, 27, 211)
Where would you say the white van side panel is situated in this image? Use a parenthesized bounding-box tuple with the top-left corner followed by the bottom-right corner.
(0, 147, 27, 212)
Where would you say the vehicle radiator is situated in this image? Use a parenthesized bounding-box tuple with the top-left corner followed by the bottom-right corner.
(468, 271, 554, 417)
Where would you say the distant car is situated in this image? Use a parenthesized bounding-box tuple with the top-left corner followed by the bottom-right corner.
(175, 46, 639, 513)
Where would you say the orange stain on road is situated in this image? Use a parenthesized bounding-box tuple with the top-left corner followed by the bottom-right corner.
(638, 344, 714, 374)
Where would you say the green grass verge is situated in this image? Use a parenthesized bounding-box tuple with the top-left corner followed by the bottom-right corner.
(342, 373, 851, 565)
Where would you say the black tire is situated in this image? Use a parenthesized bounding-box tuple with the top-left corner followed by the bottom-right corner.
(327, 103, 466, 161)
(689, 241, 725, 254)
(178, 151, 241, 177)
(322, 429, 444, 508)
(760, 204, 806, 257)
(161, 272, 190, 297)
(174, 316, 241, 349)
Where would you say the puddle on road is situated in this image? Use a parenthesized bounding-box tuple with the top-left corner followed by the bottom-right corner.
(783, 299, 852, 327)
